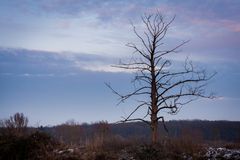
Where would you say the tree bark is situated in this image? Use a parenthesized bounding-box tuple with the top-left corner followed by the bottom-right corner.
(150, 47, 158, 144)
(151, 112, 158, 144)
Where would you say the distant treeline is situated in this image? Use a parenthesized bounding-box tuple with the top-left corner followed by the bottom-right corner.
(39, 120, 240, 145)
(2, 113, 240, 159)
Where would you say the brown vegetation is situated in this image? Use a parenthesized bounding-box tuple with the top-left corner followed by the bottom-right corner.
(1, 114, 239, 160)
(0, 112, 28, 137)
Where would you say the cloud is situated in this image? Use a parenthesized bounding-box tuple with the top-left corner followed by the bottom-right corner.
(0, 72, 81, 77)
(74, 61, 131, 73)
(219, 20, 240, 33)
(21, 73, 55, 77)
(1, 0, 239, 62)
(155, 0, 240, 40)
(3, 1, 240, 32)
(8, 0, 139, 23)
(1, 1, 239, 69)
(215, 96, 240, 102)
(187, 17, 240, 33)
(0, 47, 129, 74)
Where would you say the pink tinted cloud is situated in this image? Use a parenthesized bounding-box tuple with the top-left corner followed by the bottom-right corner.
(220, 20, 240, 32)
(56, 20, 71, 29)
(190, 17, 240, 33)
(147, 2, 240, 33)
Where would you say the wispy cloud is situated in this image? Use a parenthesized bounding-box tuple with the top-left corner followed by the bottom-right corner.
(214, 96, 240, 102)
(21, 73, 55, 77)
(1, 0, 239, 62)
(0, 1, 239, 67)
(0, 72, 80, 77)
(0, 47, 129, 74)
(74, 61, 131, 73)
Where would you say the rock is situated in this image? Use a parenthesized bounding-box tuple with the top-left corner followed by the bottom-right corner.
(204, 147, 240, 160)
(118, 149, 135, 160)
(67, 148, 74, 153)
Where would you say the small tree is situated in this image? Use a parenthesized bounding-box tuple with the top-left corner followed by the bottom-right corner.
(1, 112, 28, 136)
(106, 13, 215, 144)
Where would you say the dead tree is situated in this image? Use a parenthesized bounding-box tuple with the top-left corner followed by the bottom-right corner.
(106, 13, 215, 144)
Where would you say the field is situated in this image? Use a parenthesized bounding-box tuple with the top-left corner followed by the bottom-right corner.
(1, 120, 240, 160)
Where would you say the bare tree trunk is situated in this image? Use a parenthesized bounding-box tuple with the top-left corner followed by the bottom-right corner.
(151, 112, 158, 144)
(151, 40, 159, 143)
(151, 77, 158, 143)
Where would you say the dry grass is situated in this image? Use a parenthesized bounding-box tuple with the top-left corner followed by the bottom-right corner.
(1, 130, 239, 160)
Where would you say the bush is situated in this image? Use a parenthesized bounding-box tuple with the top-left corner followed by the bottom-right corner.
(0, 131, 58, 160)
(0, 113, 28, 137)
(132, 144, 163, 160)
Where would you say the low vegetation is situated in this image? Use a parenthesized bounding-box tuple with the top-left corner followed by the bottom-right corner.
(0, 113, 239, 160)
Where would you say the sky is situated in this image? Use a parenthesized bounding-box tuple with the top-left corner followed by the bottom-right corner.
(0, 0, 240, 126)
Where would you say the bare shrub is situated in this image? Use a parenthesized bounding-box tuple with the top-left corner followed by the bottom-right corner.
(54, 120, 84, 145)
(85, 121, 110, 150)
(0, 112, 28, 136)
